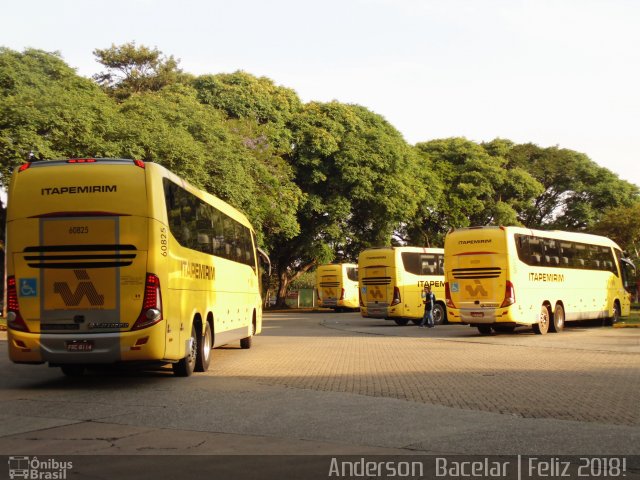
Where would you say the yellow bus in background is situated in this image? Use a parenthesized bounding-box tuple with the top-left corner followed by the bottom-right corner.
(358, 247, 446, 325)
(5, 158, 269, 376)
(316, 263, 359, 311)
(444, 226, 636, 335)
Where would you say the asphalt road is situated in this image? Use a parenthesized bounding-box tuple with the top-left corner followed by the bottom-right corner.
(0, 311, 638, 458)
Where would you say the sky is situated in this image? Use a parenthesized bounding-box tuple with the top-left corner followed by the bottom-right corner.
(2, 0, 639, 186)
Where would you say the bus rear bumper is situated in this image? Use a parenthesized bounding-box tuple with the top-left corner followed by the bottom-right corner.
(8, 327, 166, 365)
(449, 308, 515, 324)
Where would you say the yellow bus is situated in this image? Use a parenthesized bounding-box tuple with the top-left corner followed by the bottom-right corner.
(5, 158, 270, 376)
(358, 246, 446, 325)
(316, 263, 359, 311)
(444, 226, 636, 335)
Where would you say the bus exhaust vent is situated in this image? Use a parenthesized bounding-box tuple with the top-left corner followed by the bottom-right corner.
(23, 244, 137, 269)
(362, 276, 391, 285)
(452, 267, 501, 279)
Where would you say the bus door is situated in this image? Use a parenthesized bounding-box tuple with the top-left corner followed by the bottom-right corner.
(361, 266, 390, 317)
(448, 253, 506, 322)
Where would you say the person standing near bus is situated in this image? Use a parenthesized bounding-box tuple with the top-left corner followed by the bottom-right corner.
(419, 284, 436, 328)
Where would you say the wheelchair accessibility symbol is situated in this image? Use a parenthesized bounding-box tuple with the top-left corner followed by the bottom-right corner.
(19, 278, 37, 297)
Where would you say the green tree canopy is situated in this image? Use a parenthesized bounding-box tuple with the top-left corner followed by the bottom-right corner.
(93, 42, 188, 100)
(0, 47, 123, 188)
(412, 137, 543, 242)
(505, 143, 639, 230)
(268, 101, 423, 305)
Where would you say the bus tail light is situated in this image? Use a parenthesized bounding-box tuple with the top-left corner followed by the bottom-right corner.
(339, 288, 345, 301)
(445, 282, 456, 309)
(132, 273, 163, 330)
(18, 163, 32, 172)
(500, 281, 515, 308)
(6, 276, 29, 332)
(391, 287, 401, 306)
(359, 290, 364, 307)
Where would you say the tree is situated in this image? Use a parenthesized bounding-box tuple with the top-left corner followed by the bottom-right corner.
(269, 101, 423, 306)
(93, 42, 188, 100)
(411, 138, 543, 244)
(0, 48, 123, 187)
(506, 144, 639, 230)
(592, 202, 640, 260)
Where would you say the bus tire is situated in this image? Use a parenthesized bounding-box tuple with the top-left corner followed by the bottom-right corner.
(60, 365, 85, 377)
(533, 305, 550, 335)
(550, 304, 565, 333)
(433, 304, 446, 325)
(394, 319, 410, 326)
(173, 325, 197, 377)
(477, 325, 492, 335)
(195, 321, 212, 372)
(240, 320, 255, 349)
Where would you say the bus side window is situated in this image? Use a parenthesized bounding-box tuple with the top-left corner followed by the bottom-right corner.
(543, 239, 559, 266)
(559, 242, 572, 266)
(528, 237, 543, 265)
(574, 243, 587, 268)
(212, 209, 224, 257)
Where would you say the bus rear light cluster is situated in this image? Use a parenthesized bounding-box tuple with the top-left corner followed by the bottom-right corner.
(359, 291, 364, 307)
(391, 286, 401, 306)
(132, 273, 163, 331)
(445, 282, 456, 309)
(339, 288, 345, 301)
(6, 276, 29, 332)
(500, 280, 516, 308)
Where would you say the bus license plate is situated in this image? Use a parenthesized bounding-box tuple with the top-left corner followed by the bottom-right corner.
(471, 312, 484, 318)
(66, 340, 94, 352)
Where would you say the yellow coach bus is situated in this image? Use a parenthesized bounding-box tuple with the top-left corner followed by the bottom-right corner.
(5, 158, 269, 376)
(444, 226, 636, 335)
(358, 247, 446, 325)
(316, 263, 359, 311)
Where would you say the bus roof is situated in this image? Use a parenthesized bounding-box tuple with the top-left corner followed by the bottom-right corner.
(448, 226, 622, 250)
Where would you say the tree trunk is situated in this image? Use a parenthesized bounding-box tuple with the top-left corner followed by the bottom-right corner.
(275, 271, 290, 308)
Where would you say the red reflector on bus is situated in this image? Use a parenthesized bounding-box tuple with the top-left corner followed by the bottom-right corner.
(18, 163, 31, 172)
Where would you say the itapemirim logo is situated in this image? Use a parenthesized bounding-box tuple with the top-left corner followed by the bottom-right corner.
(53, 269, 104, 306)
(8, 456, 73, 479)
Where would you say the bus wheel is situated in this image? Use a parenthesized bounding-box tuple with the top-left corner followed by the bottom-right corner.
(240, 321, 255, 349)
(433, 304, 446, 325)
(173, 325, 197, 377)
(550, 304, 565, 333)
(60, 365, 85, 377)
(195, 322, 212, 372)
(477, 325, 492, 335)
(394, 319, 410, 326)
(533, 305, 550, 335)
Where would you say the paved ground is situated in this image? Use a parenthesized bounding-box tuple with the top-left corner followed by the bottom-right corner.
(0, 311, 638, 458)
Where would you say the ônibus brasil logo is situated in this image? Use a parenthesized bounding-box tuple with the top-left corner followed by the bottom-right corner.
(8, 456, 73, 480)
